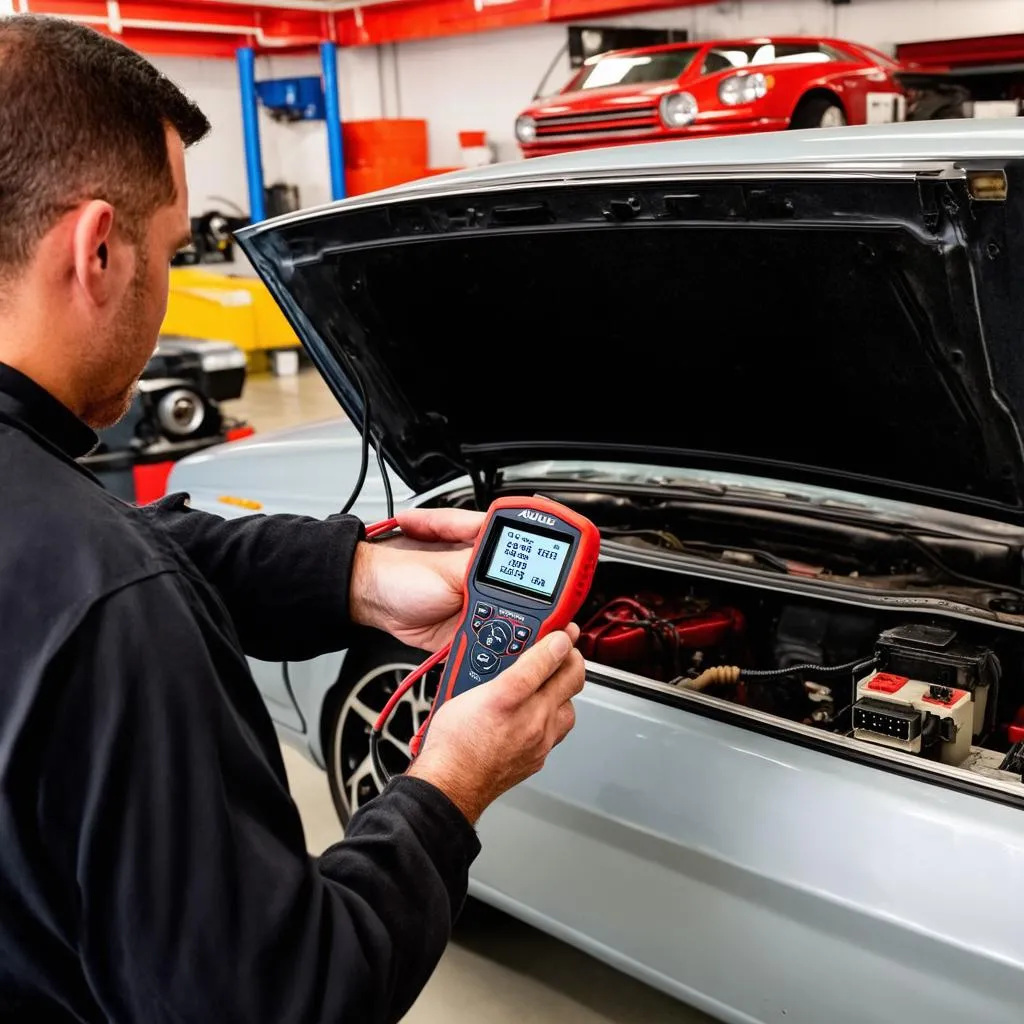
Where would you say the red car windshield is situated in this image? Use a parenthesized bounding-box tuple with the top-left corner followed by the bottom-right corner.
(566, 48, 699, 91)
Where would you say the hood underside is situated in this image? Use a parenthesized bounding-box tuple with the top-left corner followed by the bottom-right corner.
(238, 146, 1024, 524)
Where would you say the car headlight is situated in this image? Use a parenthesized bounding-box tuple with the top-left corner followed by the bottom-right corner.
(515, 115, 537, 143)
(156, 388, 206, 438)
(659, 92, 699, 128)
(718, 72, 769, 106)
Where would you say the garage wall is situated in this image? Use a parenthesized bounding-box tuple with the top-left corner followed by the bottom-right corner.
(154, 0, 1024, 220)
(152, 57, 250, 218)
(392, 25, 572, 164)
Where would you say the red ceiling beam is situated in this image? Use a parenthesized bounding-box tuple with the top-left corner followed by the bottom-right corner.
(14, 0, 705, 53)
(14, 2, 335, 57)
(896, 33, 1024, 70)
(335, 0, 702, 47)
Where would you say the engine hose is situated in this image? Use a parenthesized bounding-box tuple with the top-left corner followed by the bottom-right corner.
(681, 656, 876, 692)
(683, 665, 742, 691)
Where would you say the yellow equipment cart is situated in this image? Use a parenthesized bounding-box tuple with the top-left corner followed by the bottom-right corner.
(161, 267, 301, 375)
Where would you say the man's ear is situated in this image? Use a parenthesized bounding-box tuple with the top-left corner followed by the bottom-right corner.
(71, 200, 122, 305)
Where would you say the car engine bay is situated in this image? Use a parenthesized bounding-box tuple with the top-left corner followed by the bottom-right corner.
(436, 482, 1024, 795)
(580, 564, 1024, 784)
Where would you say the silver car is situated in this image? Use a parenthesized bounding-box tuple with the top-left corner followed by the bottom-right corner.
(169, 117, 1024, 1024)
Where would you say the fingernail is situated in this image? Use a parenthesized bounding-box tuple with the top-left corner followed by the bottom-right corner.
(549, 632, 571, 659)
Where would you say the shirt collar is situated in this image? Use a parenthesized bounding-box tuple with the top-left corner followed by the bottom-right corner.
(0, 362, 98, 459)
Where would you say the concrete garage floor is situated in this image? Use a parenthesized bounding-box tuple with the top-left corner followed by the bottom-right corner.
(227, 367, 716, 1024)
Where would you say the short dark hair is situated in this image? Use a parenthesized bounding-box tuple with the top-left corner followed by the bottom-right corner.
(0, 16, 210, 272)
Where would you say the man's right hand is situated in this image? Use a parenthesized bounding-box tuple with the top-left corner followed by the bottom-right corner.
(406, 625, 585, 825)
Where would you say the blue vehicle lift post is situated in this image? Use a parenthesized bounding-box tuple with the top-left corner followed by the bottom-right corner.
(320, 42, 347, 202)
(236, 42, 347, 224)
(237, 47, 266, 223)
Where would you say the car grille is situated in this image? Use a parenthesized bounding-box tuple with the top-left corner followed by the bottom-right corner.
(533, 105, 660, 141)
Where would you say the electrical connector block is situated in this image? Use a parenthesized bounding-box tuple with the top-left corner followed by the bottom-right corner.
(854, 671, 972, 765)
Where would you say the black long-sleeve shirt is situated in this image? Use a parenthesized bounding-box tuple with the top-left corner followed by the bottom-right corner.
(0, 363, 480, 1023)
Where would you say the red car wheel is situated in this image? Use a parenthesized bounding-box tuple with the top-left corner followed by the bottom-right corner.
(791, 94, 847, 130)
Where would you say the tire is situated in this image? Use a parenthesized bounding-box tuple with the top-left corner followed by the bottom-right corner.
(790, 95, 847, 130)
(325, 636, 435, 826)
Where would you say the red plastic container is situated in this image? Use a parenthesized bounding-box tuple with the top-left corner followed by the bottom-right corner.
(342, 119, 428, 170)
(458, 130, 486, 148)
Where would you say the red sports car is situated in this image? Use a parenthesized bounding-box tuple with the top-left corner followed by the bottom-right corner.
(515, 36, 906, 157)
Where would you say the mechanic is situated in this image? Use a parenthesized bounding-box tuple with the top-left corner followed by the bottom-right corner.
(0, 16, 585, 1024)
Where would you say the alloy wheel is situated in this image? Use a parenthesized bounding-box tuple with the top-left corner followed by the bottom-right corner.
(332, 659, 435, 817)
(819, 105, 847, 129)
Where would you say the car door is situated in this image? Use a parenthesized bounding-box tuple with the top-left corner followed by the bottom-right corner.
(469, 674, 1024, 1024)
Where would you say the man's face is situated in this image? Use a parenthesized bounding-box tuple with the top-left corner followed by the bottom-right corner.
(82, 128, 191, 428)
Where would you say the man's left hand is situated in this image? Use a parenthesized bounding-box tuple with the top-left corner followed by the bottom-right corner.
(350, 508, 485, 651)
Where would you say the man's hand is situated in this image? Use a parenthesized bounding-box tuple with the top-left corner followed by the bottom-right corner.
(350, 507, 485, 651)
(407, 626, 585, 825)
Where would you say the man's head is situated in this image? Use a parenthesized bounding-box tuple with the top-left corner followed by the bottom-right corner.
(0, 16, 210, 427)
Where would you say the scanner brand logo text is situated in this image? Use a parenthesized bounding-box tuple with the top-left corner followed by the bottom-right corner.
(517, 510, 557, 527)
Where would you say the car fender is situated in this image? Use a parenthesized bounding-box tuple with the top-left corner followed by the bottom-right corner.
(789, 84, 848, 123)
(789, 67, 899, 125)
(759, 65, 849, 122)
(690, 65, 849, 124)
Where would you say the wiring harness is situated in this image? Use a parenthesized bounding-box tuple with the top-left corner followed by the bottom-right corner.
(679, 655, 877, 691)
(578, 595, 745, 681)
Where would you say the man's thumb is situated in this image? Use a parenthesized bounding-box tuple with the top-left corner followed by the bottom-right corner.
(492, 631, 573, 702)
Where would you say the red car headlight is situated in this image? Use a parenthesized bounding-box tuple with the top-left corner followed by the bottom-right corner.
(659, 92, 699, 128)
(515, 114, 537, 143)
(718, 72, 770, 106)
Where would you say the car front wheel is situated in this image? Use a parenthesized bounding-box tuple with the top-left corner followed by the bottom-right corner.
(325, 638, 434, 826)
(791, 95, 847, 130)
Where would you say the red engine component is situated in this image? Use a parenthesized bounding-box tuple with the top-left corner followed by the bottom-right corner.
(1008, 706, 1024, 745)
(578, 594, 745, 679)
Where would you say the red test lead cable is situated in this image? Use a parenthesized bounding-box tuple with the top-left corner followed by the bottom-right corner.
(365, 516, 450, 783)
(365, 517, 399, 539)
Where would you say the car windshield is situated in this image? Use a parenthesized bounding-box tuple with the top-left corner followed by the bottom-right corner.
(701, 41, 847, 75)
(567, 48, 699, 91)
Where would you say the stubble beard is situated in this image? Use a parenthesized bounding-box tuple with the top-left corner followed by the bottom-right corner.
(78, 264, 153, 430)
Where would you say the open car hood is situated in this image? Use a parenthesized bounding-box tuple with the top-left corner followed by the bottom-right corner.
(237, 119, 1024, 524)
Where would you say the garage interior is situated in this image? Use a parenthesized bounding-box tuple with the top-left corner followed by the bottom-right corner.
(10, 0, 1024, 1020)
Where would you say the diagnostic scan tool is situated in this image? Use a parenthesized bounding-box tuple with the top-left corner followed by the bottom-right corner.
(425, 496, 601, 726)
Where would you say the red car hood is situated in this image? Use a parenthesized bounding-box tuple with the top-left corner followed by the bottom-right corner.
(526, 80, 676, 116)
